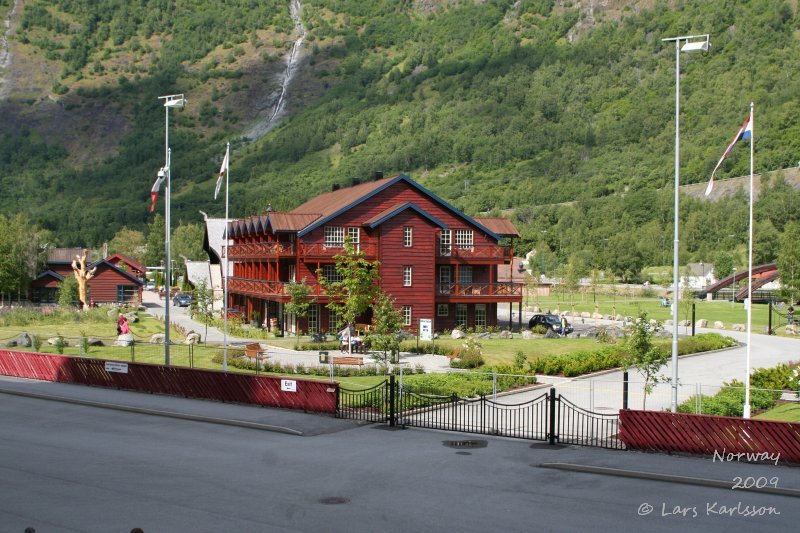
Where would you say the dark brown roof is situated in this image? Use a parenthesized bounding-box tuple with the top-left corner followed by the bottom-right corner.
(48, 247, 91, 264)
(107, 253, 147, 273)
(474, 218, 520, 238)
(290, 176, 397, 219)
(269, 213, 321, 232)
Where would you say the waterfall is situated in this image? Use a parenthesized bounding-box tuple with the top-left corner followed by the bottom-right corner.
(0, 0, 21, 100)
(246, 0, 306, 141)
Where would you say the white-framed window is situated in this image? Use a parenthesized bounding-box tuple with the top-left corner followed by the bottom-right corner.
(288, 264, 296, 282)
(437, 304, 449, 317)
(439, 266, 451, 284)
(322, 264, 343, 283)
(403, 266, 412, 287)
(324, 226, 344, 247)
(475, 304, 486, 328)
(440, 229, 451, 256)
(458, 265, 473, 284)
(328, 308, 341, 332)
(403, 226, 413, 247)
(455, 229, 473, 249)
(402, 305, 412, 326)
(455, 304, 468, 328)
(308, 304, 319, 334)
(347, 227, 360, 247)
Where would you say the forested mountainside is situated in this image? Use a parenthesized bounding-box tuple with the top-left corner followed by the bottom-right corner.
(1, 0, 799, 282)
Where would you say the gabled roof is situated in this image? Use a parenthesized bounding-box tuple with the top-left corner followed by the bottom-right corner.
(88, 259, 145, 285)
(473, 218, 520, 238)
(295, 174, 501, 240)
(203, 218, 230, 263)
(47, 247, 91, 264)
(34, 270, 64, 282)
(362, 202, 447, 230)
(106, 253, 147, 273)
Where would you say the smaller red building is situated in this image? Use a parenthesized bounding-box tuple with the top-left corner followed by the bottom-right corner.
(30, 249, 144, 305)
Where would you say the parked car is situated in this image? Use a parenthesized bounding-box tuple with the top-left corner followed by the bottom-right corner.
(145, 281, 155, 290)
(172, 292, 193, 307)
(528, 313, 573, 335)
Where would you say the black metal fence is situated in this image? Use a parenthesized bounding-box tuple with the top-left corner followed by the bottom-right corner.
(337, 375, 624, 450)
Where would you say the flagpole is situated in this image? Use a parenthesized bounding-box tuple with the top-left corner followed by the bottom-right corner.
(744, 102, 754, 418)
(223, 142, 230, 372)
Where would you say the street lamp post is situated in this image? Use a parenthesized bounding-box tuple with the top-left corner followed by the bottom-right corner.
(662, 34, 709, 413)
(158, 93, 186, 366)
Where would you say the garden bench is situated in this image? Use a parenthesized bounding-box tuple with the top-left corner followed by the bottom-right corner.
(332, 356, 364, 366)
(245, 342, 268, 359)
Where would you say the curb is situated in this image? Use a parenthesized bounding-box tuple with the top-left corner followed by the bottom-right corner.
(539, 462, 800, 498)
(0, 385, 304, 436)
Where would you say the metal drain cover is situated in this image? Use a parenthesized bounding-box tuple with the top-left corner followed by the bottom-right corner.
(319, 496, 350, 505)
(443, 439, 488, 449)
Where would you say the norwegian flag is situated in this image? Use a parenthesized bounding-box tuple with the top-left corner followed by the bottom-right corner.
(150, 169, 165, 213)
(706, 114, 753, 196)
(214, 144, 229, 200)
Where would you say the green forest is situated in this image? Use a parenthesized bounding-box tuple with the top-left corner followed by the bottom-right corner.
(1, 0, 800, 284)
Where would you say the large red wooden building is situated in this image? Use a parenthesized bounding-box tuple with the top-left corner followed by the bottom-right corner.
(224, 174, 522, 334)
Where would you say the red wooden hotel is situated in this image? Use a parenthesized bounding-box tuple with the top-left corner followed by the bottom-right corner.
(224, 174, 522, 334)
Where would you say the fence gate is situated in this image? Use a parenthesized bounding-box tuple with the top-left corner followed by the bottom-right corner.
(336, 376, 624, 449)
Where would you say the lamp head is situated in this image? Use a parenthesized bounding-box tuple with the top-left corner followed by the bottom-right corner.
(161, 94, 186, 109)
(158, 168, 166, 178)
(681, 39, 709, 53)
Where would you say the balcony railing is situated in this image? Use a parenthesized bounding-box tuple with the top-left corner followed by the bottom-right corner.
(437, 243, 512, 261)
(227, 278, 327, 299)
(436, 282, 523, 298)
(299, 242, 378, 260)
(226, 242, 294, 260)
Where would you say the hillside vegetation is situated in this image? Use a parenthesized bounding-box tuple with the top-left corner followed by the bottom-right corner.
(1, 0, 799, 282)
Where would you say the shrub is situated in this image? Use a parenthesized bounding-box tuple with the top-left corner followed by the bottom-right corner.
(32, 334, 42, 352)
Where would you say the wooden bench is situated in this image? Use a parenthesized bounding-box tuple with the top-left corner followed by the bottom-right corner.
(332, 356, 364, 366)
(245, 342, 268, 359)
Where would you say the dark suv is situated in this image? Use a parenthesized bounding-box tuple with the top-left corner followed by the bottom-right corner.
(172, 292, 193, 307)
(528, 314, 573, 335)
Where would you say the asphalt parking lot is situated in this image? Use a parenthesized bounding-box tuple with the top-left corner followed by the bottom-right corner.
(1, 377, 798, 532)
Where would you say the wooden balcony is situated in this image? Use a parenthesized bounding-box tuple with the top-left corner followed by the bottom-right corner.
(435, 282, 523, 302)
(299, 242, 378, 260)
(437, 244, 512, 263)
(226, 242, 294, 261)
(227, 278, 326, 300)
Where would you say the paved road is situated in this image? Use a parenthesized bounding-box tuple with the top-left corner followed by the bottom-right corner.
(1, 378, 798, 532)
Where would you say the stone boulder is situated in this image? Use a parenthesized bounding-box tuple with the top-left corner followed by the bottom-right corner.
(87, 337, 104, 346)
(695, 319, 708, 328)
(451, 329, 465, 339)
(592, 312, 603, 319)
(475, 332, 491, 339)
(114, 333, 134, 347)
(124, 312, 138, 323)
(679, 320, 691, 327)
(713, 321, 724, 329)
(786, 324, 797, 336)
(498, 330, 513, 339)
(521, 329, 535, 339)
(150, 333, 165, 344)
(184, 332, 202, 345)
(107, 308, 120, 318)
(544, 329, 560, 339)
(615, 315, 624, 322)
(580, 312, 591, 319)
(48, 336, 67, 346)
(732, 323, 746, 332)
(5, 332, 32, 348)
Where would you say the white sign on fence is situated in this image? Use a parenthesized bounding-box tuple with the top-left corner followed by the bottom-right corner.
(104, 361, 129, 374)
(419, 318, 432, 341)
(281, 379, 297, 392)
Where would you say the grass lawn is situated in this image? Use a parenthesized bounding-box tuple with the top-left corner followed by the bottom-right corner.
(754, 402, 800, 422)
(529, 293, 776, 333)
(427, 337, 603, 366)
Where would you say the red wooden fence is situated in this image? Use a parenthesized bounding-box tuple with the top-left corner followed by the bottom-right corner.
(619, 409, 800, 463)
(0, 350, 337, 414)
